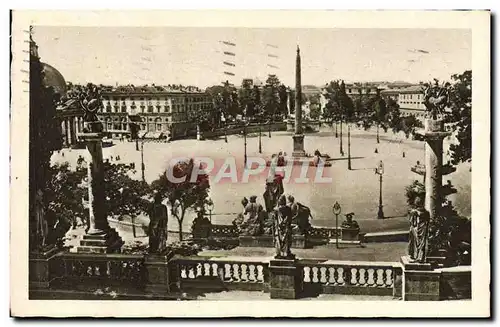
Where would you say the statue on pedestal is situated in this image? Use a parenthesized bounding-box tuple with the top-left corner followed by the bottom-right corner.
(77, 83, 103, 133)
(232, 197, 248, 232)
(287, 195, 312, 235)
(239, 196, 265, 236)
(148, 193, 168, 254)
(408, 197, 430, 263)
(423, 81, 450, 120)
(274, 194, 294, 259)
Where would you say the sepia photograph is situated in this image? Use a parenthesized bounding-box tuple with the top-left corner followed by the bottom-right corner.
(10, 10, 490, 317)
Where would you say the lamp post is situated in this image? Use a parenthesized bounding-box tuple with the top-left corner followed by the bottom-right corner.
(140, 137, 145, 182)
(258, 121, 262, 154)
(268, 118, 272, 138)
(243, 123, 248, 168)
(347, 122, 352, 170)
(375, 160, 384, 219)
(335, 120, 338, 138)
(339, 115, 344, 156)
(207, 199, 214, 223)
(333, 201, 341, 249)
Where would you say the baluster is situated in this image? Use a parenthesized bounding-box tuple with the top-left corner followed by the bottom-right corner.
(232, 264, 240, 282)
(319, 267, 328, 284)
(358, 268, 367, 286)
(375, 269, 385, 286)
(327, 267, 336, 285)
(256, 265, 264, 282)
(196, 263, 203, 277)
(385, 269, 393, 287)
(224, 263, 232, 281)
(211, 263, 218, 277)
(366, 269, 375, 286)
(203, 263, 211, 277)
(217, 265, 225, 281)
(188, 264, 196, 279)
(106, 261, 111, 277)
(248, 264, 256, 282)
(349, 267, 358, 285)
(303, 266, 311, 283)
(312, 267, 319, 283)
(337, 267, 345, 285)
(240, 264, 248, 282)
(180, 264, 188, 279)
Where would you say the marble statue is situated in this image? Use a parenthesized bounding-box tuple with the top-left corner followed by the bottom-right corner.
(148, 193, 168, 254)
(423, 81, 450, 120)
(239, 196, 264, 236)
(408, 197, 430, 263)
(273, 194, 294, 259)
(287, 195, 312, 235)
(78, 83, 103, 133)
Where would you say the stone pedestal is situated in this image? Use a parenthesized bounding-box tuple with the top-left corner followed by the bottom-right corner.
(341, 227, 360, 241)
(269, 258, 301, 299)
(76, 228, 123, 253)
(292, 134, 306, 157)
(423, 119, 451, 219)
(401, 255, 440, 301)
(144, 252, 175, 294)
(29, 246, 60, 290)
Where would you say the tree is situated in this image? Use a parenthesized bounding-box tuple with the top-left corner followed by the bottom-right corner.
(322, 81, 342, 124)
(29, 35, 63, 251)
(278, 84, 289, 116)
(103, 162, 151, 219)
(372, 89, 388, 143)
(151, 159, 210, 241)
(238, 79, 255, 117)
(262, 75, 281, 119)
(444, 70, 472, 164)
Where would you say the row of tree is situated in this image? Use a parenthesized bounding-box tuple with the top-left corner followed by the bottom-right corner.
(199, 75, 293, 129)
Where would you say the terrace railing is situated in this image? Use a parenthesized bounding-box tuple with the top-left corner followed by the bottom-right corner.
(174, 256, 269, 292)
(297, 259, 402, 297)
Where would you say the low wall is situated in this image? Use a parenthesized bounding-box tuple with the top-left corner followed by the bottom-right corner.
(203, 122, 287, 139)
(29, 249, 471, 301)
(239, 235, 306, 249)
(363, 230, 409, 243)
(438, 266, 472, 300)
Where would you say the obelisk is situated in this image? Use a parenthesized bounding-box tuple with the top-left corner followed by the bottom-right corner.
(292, 46, 306, 157)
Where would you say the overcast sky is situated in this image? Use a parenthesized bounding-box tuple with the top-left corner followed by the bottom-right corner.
(33, 26, 471, 88)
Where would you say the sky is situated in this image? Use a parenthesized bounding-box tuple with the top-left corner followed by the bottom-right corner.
(33, 26, 471, 88)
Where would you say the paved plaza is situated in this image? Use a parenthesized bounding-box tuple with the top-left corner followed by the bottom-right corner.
(53, 127, 471, 235)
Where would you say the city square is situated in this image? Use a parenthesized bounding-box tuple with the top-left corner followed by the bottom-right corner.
(24, 20, 477, 306)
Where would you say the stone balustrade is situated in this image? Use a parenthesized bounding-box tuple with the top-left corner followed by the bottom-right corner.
(30, 250, 469, 300)
(48, 252, 146, 292)
(297, 259, 401, 296)
(175, 256, 269, 292)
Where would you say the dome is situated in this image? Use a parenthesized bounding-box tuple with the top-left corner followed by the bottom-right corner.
(41, 62, 67, 97)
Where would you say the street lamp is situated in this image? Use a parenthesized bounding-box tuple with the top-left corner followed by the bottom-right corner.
(140, 136, 145, 182)
(243, 123, 248, 168)
(374, 160, 384, 219)
(207, 199, 214, 223)
(333, 201, 342, 248)
(258, 121, 262, 154)
(347, 121, 352, 170)
(335, 119, 338, 138)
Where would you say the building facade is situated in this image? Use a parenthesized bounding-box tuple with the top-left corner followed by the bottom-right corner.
(344, 84, 381, 100)
(396, 85, 426, 119)
(57, 86, 214, 147)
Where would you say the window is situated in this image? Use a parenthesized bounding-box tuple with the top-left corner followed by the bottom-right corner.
(106, 118, 112, 131)
(121, 106, 127, 113)
(148, 105, 154, 113)
(121, 118, 127, 131)
(155, 118, 162, 132)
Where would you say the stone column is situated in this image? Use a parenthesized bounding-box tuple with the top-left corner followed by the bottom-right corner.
(423, 119, 450, 219)
(292, 46, 306, 158)
(76, 132, 123, 253)
(60, 120, 67, 147)
(70, 117, 77, 145)
(65, 119, 71, 146)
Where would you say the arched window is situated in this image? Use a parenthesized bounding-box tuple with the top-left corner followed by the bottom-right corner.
(121, 118, 127, 131)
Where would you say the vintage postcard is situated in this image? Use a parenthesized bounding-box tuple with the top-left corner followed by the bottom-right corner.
(10, 10, 490, 317)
